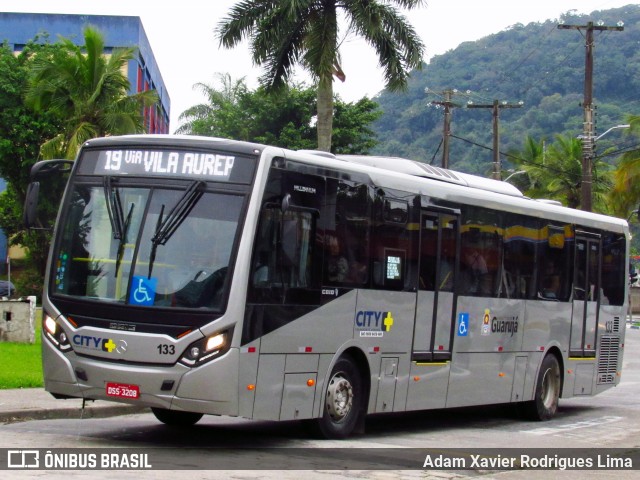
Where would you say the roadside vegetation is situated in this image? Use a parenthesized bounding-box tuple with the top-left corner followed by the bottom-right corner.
(0, 309, 42, 389)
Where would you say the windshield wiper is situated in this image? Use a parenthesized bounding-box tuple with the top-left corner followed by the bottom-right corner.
(104, 176, 135, 276)
(147, 180, 205, 278)
(104, 177, 136, 277)
(103, 176, 125, 240)
(115, 203, 134, 275)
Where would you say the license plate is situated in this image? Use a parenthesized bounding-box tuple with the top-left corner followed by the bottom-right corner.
(106, 382, 140, 399)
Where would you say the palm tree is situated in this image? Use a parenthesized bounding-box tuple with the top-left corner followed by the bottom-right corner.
(26, 26, 158, 159)
(175, 73, 249, 136)
(511, 135, 612, 212)
(611, 115, 640, 217)
(216, 0, 425, 152)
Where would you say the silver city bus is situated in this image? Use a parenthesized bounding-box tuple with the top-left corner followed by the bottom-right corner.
(25, 135, 629, 438)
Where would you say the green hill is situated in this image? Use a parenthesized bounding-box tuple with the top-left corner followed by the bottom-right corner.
(372, 5, 640, 175)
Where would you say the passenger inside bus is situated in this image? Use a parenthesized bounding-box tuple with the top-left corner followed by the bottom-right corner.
(325, 233, 346, 282)
(540, 260, 561, 300)
(326, 233, 368, 285)
(461, 246, 490, 295)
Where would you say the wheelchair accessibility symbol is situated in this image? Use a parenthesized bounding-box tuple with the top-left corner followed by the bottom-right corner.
(457, 312, 469, 337)
(129, 276, 157, 306)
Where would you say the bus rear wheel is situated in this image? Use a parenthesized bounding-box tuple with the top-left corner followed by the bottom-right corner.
(151, 407, 203, 426)
(316, 355, 363, 439)
(524, 354, 561, 421)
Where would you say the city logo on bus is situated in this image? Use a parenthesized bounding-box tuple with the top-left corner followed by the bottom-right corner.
(480, 309, 519, 337)
(355, 310, 394, 337)
(481, 309, 491, 336)
(492, 316, 519, 337)
(72, 334, 127, 354)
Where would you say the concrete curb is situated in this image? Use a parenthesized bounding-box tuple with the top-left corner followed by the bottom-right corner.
(0, 401, 146, 424)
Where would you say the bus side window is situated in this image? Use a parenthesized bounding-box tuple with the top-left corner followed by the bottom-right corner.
(459, 207, 502, 297)
(248, 207, 319, 305)
(419, 216, 438, 290)
(501, 214, 537, 299)
(372, 193, 411, 291)
(601, 233, 625, 306)
(538, 225, 572, 302)
(323, 180, 371, 287)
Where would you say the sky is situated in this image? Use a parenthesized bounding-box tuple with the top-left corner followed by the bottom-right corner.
(0, 0, 636, 131)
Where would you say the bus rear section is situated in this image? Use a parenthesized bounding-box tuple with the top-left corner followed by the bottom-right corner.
(235, 152, 628, 437)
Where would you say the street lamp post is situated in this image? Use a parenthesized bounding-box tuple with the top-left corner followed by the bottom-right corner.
(503, 170, 527, 183)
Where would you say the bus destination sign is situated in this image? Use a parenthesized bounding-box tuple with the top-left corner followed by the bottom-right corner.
(82, 148, 257, 183)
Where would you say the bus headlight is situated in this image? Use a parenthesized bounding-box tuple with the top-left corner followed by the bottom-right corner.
(43, 313, 72, 352)
(179, 329, 232, 367)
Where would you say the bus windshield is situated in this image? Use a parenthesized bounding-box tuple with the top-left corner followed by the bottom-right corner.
(53, 182, 243, 310)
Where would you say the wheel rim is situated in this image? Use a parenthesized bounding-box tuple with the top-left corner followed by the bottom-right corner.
(540, 363, 560, 410)
(326, 372, 354, 422)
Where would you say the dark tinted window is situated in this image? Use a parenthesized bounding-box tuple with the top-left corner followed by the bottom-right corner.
(538, 225, 573, 301)
(460, 207, 502, 297)
(502, 214, 538, 299)
(322, 179, 371, 287)
(601, 233, 625, 306)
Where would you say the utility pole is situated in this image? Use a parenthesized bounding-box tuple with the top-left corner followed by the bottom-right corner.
(429, 89, 462, 169)
(467, 100, 523, 180)
(558, 21, 623, 212)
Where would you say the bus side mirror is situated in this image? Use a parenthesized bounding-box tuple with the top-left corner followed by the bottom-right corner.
(30, 159, 74, 179)
(23, 159, 74, 230)
(23, 181, 40, 229)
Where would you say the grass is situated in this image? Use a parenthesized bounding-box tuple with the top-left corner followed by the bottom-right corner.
(0, 310, 43, 389)
(0, 259, 45, 389)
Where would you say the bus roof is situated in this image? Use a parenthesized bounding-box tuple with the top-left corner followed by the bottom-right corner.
(82, 134, 267, 158)
(337, 155, 524, 198)
(327, 153, 628, 234)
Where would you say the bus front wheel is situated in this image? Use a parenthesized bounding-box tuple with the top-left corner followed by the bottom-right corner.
(151, 407, 203, 426)
(316, 355, 364, 439)
(524, 354, 561, 421)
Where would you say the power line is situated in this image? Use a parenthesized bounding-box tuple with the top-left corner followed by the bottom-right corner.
(426, 88, 467, 169)
(448, 133, 637, 181)
(466, 100, 524, 180)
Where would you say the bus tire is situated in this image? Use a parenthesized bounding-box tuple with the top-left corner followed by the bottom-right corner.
(316, 355, 364, 439)
(524, 354, 561, 421)
(151, 407, 203, 426)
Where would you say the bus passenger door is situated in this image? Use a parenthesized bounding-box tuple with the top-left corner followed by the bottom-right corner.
(412, 210, 459, 362)
(570, 234, 601, 357)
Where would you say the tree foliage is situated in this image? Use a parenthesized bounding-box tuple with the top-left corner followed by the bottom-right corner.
(0, 40, 63, 280)
(373, 5, 640, 176)
(508, 134, 613, 213)
(25, 26, 157, 160)
(216, 0, 425, 151)
(177, 74, 382, 154)
(611, 114, 640, 216)
(0, 27, 159, 289)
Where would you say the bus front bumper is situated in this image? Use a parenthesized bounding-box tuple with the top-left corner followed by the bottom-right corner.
(42, 338, 240, 416)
